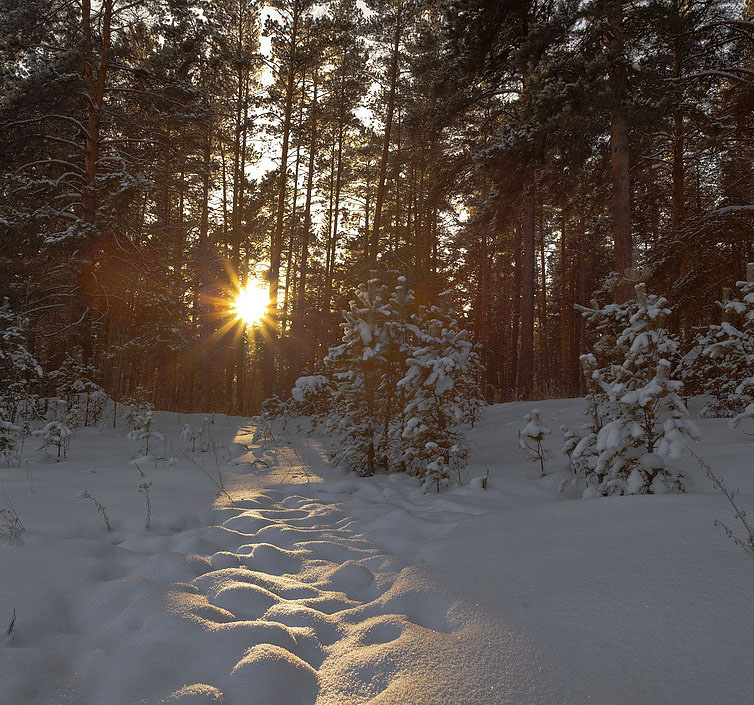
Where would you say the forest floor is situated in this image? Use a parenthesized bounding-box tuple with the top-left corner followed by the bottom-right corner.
(1, 399, 753, 705)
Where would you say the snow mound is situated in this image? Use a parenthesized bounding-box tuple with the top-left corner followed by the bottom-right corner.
(227, 644, 319, 705)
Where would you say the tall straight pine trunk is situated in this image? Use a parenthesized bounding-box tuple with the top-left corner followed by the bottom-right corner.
(607, 0, 633, 303)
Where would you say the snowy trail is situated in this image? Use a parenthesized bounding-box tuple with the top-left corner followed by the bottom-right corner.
(3, 428, 505, 705)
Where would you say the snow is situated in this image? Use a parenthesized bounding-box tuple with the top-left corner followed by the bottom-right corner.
(1, 399, 753, 704)
(291, 376, 329, 404)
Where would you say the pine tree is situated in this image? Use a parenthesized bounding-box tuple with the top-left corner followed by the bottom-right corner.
(398, 292, 480, 486)
(127, 411, 165, 456)
(324, 274, 412, 475)
(180, 422, 197, 452)
(0, 411, 20, 465)
(0, 299, 42, 415)
(574, 282, 699, 496)
(518, 409, 551, 476)
(688, 263, 754, 417)
(34, 421, 72, 462)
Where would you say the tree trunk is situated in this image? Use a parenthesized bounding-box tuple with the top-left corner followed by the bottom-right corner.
(266, 0, 300, 399)
(518, 174, 536, 399)
(291, 69, 318, 382)
(76, 0, 113, 365)
(559, 210, 570, 391)
(538, 203, 549, 388)
(607, 0, 633, 302)
(369, 2, 401, 263)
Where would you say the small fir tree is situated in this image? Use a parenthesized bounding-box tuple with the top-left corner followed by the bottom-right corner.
(49, 353, 106, 427)
(127, 411, 165, 455)
(198, 415, 215, 451)
(290, 375, 333, 418)
(574, 283, 699, 497)
(686, 264, 754, 418)
(34, 421, 72, 461)
(0, 411, 21, 465)
(398, 292, 480, 484)
(180, 423, 197, 452)
(325, 275, 413, 476)
(518, 409, 551, 476)
(0, 300, 42, 419)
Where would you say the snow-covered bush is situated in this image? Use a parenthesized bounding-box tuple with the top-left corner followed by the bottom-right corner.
(290, 375, 333, 419)
(262, 275, 482, 488)
(518, 409, 551, 476)
(423, 450, 450, 493)
(559, 425, 599, 493)
(250, 415, 276, 445)
(732, 402, 754, 429)
(127, 411, 164, 455)
(0, 299, 42, 419)
(572, 283, 698, 497)
(49, 354, 106, 427)
(683, 264, 754, 418)
(259, 395, 287, 420)
(180, 423, 197, 452)
(264, 377, 334, 434)
(0, 411, 20, 465)
(34, 421, 72, 461)
(121, 387, 153, 430)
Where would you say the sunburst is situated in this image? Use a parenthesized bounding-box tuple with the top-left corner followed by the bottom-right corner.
(231, 282, 269, 326)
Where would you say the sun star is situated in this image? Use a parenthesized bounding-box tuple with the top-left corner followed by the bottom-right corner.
(232, 283, 269, 326)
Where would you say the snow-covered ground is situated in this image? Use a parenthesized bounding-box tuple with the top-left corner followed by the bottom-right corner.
(1, 399, 753, 704)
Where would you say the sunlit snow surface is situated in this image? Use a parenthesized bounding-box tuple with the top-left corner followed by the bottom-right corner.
(1, 399, 753, 704)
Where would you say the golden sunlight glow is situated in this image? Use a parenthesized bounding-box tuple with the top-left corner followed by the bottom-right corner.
(232, 283, 269, 326)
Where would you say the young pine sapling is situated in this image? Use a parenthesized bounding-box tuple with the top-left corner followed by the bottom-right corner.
(0, 413, 20, 466)
(127, 411, 164, 456)
(519, 409, 551, 476)
(180, 423, 197, 452)
(33, 421, 71, 461)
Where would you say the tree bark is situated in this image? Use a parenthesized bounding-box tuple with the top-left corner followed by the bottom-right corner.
(518, 174, 536, 399)
(607, 0, 633, 302)
(266, 0, 301, 398)
(291, 69, 318, 382)
(369, 1, 402, 263)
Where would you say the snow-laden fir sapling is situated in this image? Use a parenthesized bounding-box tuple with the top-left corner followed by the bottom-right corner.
(574, 282, 700, 497)
(422, 442, 451, 492)
(250, 415, 277, 447)
(127, 411, 164, 455)
(180, 422, 197, 452)
(77, 489, 111, 531)
(33, 421, 72, 461)
(138, 481, 152, 530)
(685, 263, 754, 418)
(0, 413, 20, 466)
(518, 409, 551, 476)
